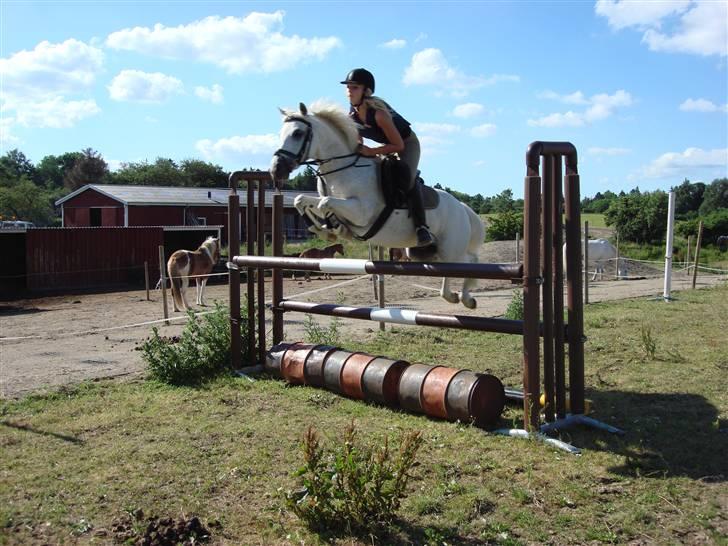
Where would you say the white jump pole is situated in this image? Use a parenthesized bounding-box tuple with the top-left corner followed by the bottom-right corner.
(663, 191, 675, 301)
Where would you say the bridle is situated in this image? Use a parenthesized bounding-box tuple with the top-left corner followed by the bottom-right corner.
(273, 116, 371, 178)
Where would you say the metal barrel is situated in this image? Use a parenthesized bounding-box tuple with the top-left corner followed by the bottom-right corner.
(265, 342, 302, 376)
(361, 357, 409, 406)
(323, 350, 354, 394)
(446, 371, 505, 426)
(398, 363, 440, 413)
(303, 345, 338, 388)
(281, 343, 315, 385)
(340, 353, 378, 400)
(421, 366, 463, 419)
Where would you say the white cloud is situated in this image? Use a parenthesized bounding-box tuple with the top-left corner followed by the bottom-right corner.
(195, 84, 224, 104)
(195, 133, 279, 161)
(403, 48, 519, 96)
(537, 90, 589, 105)
(679, 98, 728, 113)
(470, 123, 497, 138)
(588, 147, 631, 156)
(106, 11, 341, 74)
(0, 38, 104, 98)
(528, 89, 633, 127)
(381, 38, 406, 49)
(0, 116, 20, 149)
(637, 147, 728, 178)
(595, 0, 727, 57)
(452, 103, 484, 118)
(10, 97, 101, 128)
(108, 70, 184, 103)
(413, 122, 461, 134)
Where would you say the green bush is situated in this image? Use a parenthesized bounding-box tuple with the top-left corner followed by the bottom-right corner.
(504, 289, 524, 320)
(140, 303, 248, 385)
(485, 210, 523, 241)
(284, 423, 422, 536)
(675, 208, 728, 246)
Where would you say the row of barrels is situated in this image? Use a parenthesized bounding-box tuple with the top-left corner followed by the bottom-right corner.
(265, 342, 506, 426)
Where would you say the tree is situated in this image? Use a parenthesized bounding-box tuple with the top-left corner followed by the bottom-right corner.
(604, 191, 668, 243)
(36, 152, 83, 189)
(485, 210, 523, 241)
(284, 165, 317, 191)
(0, 149, 36, 183)
(698, 178, 728, 215)
(491, 189, 515, 213)
(64, 148, 109, 190)
(180, 159, 228, 187)
(0, 177, 56, 225)
(671, 179, 705, 218)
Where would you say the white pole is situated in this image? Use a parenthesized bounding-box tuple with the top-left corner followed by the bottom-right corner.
(663, 191, 675, 301)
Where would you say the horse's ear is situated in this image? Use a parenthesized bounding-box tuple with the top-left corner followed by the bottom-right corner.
(278, 107, 287, 117)
(299, 102, 308, 116)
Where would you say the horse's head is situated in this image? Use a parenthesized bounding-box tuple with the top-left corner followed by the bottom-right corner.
(270, 103, 312, 187)
(203, 237, 220, 262)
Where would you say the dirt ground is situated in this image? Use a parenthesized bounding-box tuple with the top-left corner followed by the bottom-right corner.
(1, 240, 725, 399)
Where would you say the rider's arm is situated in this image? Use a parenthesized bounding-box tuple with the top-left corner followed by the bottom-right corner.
(360, 109, 405, 157)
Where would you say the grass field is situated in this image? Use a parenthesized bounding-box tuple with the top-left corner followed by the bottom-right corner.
(2, 285, 727, 545)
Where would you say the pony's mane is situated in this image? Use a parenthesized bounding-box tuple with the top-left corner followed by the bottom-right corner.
(285, 101, 359, 151)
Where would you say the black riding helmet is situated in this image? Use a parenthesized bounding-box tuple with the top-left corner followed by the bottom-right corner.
(340, 68, 375, 93)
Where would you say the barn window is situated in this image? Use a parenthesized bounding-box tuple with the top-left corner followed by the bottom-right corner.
(90, 208, 102, 227)
(197, 217, 207, 225)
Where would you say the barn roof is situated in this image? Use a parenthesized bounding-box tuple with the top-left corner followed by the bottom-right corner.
(55, 184, 318, 207)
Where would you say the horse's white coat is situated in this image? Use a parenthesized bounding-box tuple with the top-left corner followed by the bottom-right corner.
(270, 103, 485, 308)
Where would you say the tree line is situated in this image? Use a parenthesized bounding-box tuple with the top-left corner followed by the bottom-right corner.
(1, 147, 726, 245)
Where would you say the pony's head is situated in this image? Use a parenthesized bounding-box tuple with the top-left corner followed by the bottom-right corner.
(269, 101, 359, 186)
(201, 236, 220, 262)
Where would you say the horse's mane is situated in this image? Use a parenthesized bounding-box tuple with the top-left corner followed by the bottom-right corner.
(285, 101, 360, 152)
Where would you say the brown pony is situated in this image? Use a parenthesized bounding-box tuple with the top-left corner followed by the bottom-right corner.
(389, 247, 410, 262)
(297, 243, 344, 281)
(167, 237, 220, 311)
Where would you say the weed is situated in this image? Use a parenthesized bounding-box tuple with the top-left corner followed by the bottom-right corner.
(284, 422, 422, 536)
(140, 303, 248, 385)
(640, 324, 657, 360)
(302, 291, 346, 345)
(504, 289, 524, 320)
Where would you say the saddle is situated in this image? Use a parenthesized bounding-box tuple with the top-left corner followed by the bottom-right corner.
(380, 156, 439, 210)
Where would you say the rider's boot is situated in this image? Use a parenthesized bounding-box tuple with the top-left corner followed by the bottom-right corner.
(408, 182, 436, 256)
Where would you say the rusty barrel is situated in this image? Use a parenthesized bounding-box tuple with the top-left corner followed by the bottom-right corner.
(265, 341, 302, 376)
(280, 343, 316, 385)
(446, 371, 505, 426)
(340, 353, 378, 400)
(323, 350, 354, 394)
(398, 363, 440, 413)
(421, 366, 463, 419)
(303, 345, 338, 387)
(361, 357, 409, 406)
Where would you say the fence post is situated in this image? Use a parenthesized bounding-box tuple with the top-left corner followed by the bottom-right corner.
(515, 231, 520, 263)
(144, 261, 150, 301)
(615, 234, 620, 279)
(663, 191, 675, 301)
(686, 235, 692, 275)
(692, 221, 703, 289)
(228, 173, 241, 370)
(158, 245, 169, 325)
(378, 246, 385, 332)
(583, 221, 589, 305)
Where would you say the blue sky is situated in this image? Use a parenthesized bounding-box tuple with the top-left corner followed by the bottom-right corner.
(1, 0, 726, 198)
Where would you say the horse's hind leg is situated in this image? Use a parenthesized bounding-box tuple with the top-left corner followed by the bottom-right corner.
(460, 277, 477, 309)
(197, 278, 209, 305)
(440, 277, 460, 304)
(180, 278, 192, 310)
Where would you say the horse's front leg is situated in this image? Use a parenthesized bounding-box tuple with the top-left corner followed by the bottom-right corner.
(317, 196, 371, 228)
(440, 277, 460, 304)
(197, 278, 208, 305)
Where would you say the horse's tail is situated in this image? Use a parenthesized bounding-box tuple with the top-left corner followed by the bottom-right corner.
(465, 204, 485, 258)
(167, 254, 187, 311)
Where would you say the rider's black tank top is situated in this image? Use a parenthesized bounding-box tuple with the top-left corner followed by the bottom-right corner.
(349, 100, 412, 144)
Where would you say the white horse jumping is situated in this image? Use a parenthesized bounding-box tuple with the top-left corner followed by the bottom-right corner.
(167, 236, 220, 311)
(269, 102, 485, 308)
(564, 238, 626, 281)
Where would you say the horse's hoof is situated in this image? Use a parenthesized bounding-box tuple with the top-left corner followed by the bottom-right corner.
(408, 243, 437, 260)
(462, 296, 477, 310)
(442, 293, 459, 304)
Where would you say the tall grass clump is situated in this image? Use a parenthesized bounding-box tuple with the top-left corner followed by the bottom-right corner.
(504, 289, 524, 320)
(284, 422, 422, 536)
(140, 302, 248, 385)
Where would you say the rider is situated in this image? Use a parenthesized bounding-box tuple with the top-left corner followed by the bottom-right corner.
(341, 68, 435, 249)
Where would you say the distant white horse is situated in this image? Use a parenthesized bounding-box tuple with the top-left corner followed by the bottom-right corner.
(269, 102, 485, 308)
(167, 236, 220, 311)
(563, 238, 626, 281)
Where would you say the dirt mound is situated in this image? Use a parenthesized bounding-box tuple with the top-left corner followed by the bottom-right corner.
(111, 510, 212, 545)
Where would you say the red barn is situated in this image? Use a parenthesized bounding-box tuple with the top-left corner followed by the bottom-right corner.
(55, 184, 316, 242)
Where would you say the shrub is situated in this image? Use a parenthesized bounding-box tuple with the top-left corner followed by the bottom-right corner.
(140, 303, 248, 385)
(675, 208, 728, 245)
(504, 289, 524, 320)
(485, 210, 523, 241)
(284, 422, 422, 535)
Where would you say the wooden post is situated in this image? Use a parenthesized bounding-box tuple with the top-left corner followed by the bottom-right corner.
(583, 221, 589, 305)
(378, 246, 385, 332)
(158, 246, 169, 325)
(686, 235, 692, 275)
(515, 231, 520, 263)
(144, 261, 150, 301)
(692, 221, 703, 289)
(369, 244, 378, 300)
(614, 234, 620, 279)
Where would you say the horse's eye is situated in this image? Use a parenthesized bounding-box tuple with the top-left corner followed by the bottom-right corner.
(292, 129, 304, 138)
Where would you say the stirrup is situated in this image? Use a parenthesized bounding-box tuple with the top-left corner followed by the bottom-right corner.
(415, 226, 435, 248)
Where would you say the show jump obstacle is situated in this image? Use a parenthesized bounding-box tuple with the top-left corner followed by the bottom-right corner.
(226, 143, 623, 441)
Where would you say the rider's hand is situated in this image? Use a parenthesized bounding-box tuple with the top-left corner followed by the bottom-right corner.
(359, 145, 377, 157)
